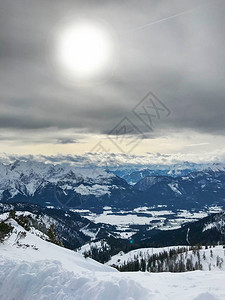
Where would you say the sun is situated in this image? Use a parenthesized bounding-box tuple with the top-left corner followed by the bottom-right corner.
(56, 21, 115, 81)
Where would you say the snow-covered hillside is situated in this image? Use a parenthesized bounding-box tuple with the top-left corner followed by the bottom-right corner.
(107, 245, 225, 272)
(0, 216, 110, 273)
(0, 216, 225, 299)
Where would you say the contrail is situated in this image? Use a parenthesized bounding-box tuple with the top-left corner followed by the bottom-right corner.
(134, 5, 204, 31)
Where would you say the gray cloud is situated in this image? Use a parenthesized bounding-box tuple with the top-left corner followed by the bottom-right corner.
(0, 0, 225, 144)
(56, 138, 77, 144)
(2, 150, 225, 167)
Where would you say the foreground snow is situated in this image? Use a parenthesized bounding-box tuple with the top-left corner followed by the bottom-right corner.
(1, 258, 225, 300)
(0, 259, 149, 300)
(0, 219, 225, 299)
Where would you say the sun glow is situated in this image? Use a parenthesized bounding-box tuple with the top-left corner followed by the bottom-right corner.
(56, 21, 115, 81)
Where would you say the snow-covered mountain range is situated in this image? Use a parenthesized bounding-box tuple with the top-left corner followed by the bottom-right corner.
(0, 160, 131, 208)
(0, 159, 225, 212)
(0, 159, 114, 197)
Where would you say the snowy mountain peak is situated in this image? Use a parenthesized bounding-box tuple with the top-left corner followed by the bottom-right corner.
(0, 160, 117, 203)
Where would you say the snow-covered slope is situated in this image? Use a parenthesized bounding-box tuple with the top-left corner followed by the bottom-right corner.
(107, 245, 225, 272)
(0, 217, 110, 273)
(1, 217, 225, 299)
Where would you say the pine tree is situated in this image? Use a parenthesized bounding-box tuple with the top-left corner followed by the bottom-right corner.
(47, 224, 62, 246)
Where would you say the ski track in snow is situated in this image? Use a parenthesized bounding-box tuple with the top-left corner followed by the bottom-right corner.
(186, 227, 190, 245)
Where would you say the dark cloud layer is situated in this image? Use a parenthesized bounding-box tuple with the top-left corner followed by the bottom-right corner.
(0, 0, 225, 143)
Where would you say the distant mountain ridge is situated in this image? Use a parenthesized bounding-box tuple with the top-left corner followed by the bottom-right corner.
(133, 169, 225, 209)
(111, 162, 225, 184)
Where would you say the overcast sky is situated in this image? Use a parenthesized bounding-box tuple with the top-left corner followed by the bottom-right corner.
(0, 0, 225, 161)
